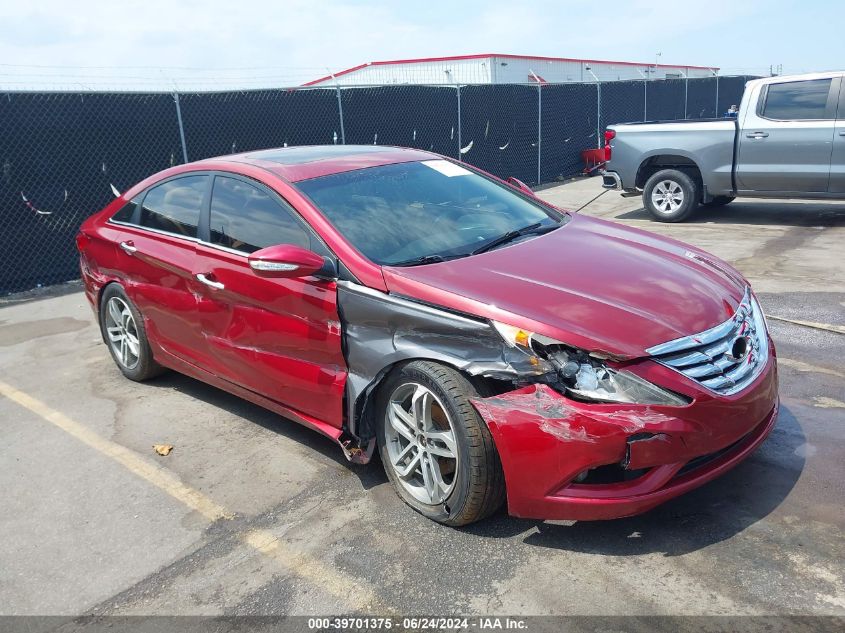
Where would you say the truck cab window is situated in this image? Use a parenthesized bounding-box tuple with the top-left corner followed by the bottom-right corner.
(762, 79, 832, 120)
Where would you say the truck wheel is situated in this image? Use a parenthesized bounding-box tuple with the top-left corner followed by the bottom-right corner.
(703, 195, 735, 207)
(643, 169, 699, 222)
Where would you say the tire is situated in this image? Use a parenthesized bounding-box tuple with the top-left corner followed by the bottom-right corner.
(643, 169, 699, 222)
(99, 283, 164, 381)
(376, 360, 505, 526)
(702, 195, 735, 207)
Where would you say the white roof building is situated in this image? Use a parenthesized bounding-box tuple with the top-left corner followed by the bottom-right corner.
(304, 54, 718, 86)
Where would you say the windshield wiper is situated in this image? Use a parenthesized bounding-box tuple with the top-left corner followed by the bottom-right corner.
(390, 254, 460, 267)
(471, 222, 557, 255)
(389, 222, 559, 266)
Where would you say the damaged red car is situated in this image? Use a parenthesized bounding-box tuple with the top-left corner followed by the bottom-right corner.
(77, 145, 778, 526)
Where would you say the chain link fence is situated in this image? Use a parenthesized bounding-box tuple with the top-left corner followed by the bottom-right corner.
(0, 76, 755, 294)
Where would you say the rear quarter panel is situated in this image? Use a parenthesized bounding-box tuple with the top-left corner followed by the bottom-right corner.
(608, 120, 737, 194)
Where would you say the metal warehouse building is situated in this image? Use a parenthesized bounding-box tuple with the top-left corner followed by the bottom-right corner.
(305, 53, 718, 86)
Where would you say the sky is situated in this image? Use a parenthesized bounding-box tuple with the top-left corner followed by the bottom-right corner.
(1, 0, 842, 90)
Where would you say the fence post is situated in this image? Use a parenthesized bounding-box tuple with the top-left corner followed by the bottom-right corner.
(596, 81, 601, 149)
(684, 68, 689, 119)
(335, 85, 346, 145)
(456, 85, 462, 161)
(643, 79, 648, 121)
(715, 74, 720, 117)
(173, 92, 189, 164)
(536, 83, 542, 185)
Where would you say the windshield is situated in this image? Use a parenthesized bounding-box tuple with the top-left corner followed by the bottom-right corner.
(295, 160, 566, 266)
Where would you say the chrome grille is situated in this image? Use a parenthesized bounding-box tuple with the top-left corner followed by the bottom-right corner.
(646, 288, 769, 396)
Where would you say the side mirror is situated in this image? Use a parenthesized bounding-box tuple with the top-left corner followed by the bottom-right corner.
(248, 244, 327, 279)
(507, 176, 536, 197)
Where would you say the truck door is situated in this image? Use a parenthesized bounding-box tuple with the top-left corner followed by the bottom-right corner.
(736, 77, 839, 194)
(830, 77, 845, 193)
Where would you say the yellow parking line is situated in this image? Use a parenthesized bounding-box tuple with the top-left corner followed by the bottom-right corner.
(0, 379, 231, 522)
(813, 396, 845, 409)
(769, 315, 845, 335)
(778, 357, 845, 380)
(0, 379, 384, 611)
(243, 529, 383, 608)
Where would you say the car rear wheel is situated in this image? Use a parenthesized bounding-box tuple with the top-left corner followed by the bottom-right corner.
(643, 169, 699, 222)
(100, 284, 164, 381)
(377, 360, 505, 526)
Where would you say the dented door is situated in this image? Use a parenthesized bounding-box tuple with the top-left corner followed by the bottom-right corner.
(115, 174, 210, 365)
(118, 226, 202, 362)
(193, 243, 346, 427)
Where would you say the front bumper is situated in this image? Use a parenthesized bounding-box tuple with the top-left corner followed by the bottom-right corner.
(471, 349, 778, 521)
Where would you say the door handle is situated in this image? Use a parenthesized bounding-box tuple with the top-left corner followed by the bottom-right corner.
(839, 130, 845, 136)
(119, 241, 137, 255)
(746, 131, 769, 139)
(196, 273, 224, 290)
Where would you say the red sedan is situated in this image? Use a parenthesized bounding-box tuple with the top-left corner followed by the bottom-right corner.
(77, 145, 778, 526)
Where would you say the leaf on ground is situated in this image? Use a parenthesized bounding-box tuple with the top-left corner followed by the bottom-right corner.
(153, 444, 174, 456)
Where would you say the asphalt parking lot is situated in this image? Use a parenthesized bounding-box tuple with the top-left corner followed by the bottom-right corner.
(1, 176, 844, 617)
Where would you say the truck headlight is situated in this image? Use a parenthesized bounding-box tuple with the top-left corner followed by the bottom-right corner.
(492, 321, 689, 406)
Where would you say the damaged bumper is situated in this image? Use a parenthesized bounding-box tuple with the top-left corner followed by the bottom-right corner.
(471, 353, 778, 521)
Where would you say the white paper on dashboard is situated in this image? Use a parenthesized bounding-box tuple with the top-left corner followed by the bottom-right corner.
(421, 160, 472, 177)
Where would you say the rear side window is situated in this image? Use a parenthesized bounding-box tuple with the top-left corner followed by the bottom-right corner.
(208, 176, 310, 253)
(139, 175, 208, 238)
(762, 79, 832, 120)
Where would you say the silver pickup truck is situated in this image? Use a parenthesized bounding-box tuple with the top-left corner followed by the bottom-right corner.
(602, 71, 845, 221)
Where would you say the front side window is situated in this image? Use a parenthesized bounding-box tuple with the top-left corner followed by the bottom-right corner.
(295, 160, 564, 266)
(208, 176, 310, 253)
(139, 175, 207, 238)
(762, 79, 832, 120)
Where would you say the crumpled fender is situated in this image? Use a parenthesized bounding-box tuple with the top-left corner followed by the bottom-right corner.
(336, 281, 547, 443)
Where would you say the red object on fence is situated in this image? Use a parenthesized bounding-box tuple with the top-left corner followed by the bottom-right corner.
(581, 148, 606, 175)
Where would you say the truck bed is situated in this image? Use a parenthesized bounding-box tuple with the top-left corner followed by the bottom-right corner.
(605, 119, 738, 196)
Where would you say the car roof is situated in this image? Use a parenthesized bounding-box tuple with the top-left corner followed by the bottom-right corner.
(201, 144, 440, 182)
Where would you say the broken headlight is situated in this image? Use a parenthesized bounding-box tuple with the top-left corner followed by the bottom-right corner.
(492, 321, 688, 406)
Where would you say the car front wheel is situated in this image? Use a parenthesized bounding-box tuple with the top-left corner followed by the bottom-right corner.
(643, 169, 699, 222)
(377, 360, 505, 526)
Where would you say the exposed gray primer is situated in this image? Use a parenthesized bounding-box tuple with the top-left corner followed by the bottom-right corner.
(336, 281, 550, 443)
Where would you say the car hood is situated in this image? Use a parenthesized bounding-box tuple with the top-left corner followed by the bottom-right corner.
(382, 214, 748, 359)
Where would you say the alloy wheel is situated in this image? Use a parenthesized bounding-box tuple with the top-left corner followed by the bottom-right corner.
(104, 296, 140, 370)
(384, 382, 459, 506)
(651, 179, 685, 214)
